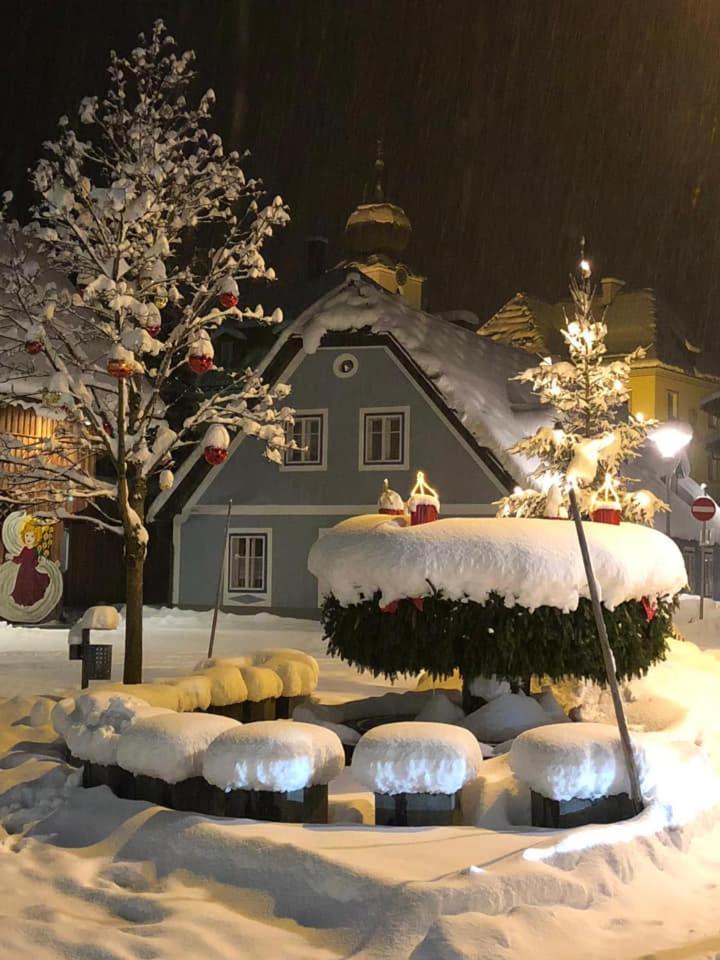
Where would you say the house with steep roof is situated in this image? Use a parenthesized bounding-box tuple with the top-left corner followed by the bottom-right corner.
(153, 270, 543, 616)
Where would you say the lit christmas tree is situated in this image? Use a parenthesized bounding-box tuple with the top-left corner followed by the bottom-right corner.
(497, 254, 665, 525)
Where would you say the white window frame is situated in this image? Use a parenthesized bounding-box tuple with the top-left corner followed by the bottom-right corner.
(682, 547, 696, 592)
(358, 405, 410, 471)
(224, 528, 272, 605)
(280, 408, 328, 472)
(667, 389, 679, 420)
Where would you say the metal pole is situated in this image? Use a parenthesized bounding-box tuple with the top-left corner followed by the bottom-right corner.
(665, 471, 672, 537)
(208, 499, 233, 660)
(568, 487, 644, 814)
(700, 522, 706, 621)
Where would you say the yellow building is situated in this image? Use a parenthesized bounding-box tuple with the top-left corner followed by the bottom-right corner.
(480, 277, 720, 496)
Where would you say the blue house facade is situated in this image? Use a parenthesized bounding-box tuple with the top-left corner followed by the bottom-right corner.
(158, 272, 544, 618)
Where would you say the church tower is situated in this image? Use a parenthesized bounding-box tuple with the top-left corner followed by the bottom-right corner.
(342, 141, 424, 308)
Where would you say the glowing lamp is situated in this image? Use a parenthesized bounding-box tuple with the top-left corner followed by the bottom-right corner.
(408, 471, 440, 525)
(591, 474, 622, 525)
(649, 422, 692, 460)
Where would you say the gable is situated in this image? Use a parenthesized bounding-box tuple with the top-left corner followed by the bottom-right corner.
(185, 336, 517, 513)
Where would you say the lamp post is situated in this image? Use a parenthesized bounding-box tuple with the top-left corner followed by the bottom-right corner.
(649, 422, 693, 536)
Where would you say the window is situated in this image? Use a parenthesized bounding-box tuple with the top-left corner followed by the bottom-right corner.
(333, 353, 359, 378)
(667, 389, 679, 420)
(282, 410, 327, 470)
(228, 533, 267, 593)
(703, 551, 714, 596)
(710, 452, 720, 482)
(709, 413, 720, 431)
(682, 547, 696, 592)
(363, 412, 405, 465)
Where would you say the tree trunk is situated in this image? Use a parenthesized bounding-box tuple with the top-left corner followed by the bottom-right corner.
(123, 545, 144, 683)
(121, 467, 148, 684)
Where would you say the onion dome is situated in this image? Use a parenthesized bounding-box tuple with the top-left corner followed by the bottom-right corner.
(344, 141, 411, 262)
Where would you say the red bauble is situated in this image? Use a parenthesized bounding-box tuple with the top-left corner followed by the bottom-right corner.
(146, 324, 161, 338)
(591, 507, 621, 526)
(25, 340, 43, 355)
(204, 446, 228, 465)
(218, 291, 239, 310)
(107, 359, 132, 379)
(189, 355, 213, 374)
(102, 420, 113, 436)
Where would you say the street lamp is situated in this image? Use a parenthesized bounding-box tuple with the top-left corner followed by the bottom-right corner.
(649, 421, 693, 536)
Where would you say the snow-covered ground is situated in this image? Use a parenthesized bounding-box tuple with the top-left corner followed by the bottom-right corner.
(3, 601, 720, 958)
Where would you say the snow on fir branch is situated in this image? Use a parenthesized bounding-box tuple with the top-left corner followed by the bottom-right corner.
(496, 270, 666, 524)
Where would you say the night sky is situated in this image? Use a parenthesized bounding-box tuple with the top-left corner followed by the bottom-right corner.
(3, 1, 720, 349)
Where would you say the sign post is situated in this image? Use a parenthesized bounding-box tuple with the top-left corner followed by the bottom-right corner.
(691, 496, 717, 620)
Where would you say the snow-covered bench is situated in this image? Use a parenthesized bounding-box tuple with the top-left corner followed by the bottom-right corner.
(196, 648, 319, 721)
(509, 722, 641, 828)
(52, 691, 172, 797)
(351, 722, 483, 826)
(116, 712, 239, 812)
(203, 720, 345, 823)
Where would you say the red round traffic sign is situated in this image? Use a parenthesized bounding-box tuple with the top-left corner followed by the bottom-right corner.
(691, 496, 717, 522)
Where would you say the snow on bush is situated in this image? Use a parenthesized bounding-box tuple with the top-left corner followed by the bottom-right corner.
(414, 692, 466, 725)
(116, 713, 238, 783)
(463, 692, 557, 743)
(196, 649, 319, 697)
(61, 692, 171, 766)
(203, 720, 344, 792)
(238, 666, 283, 702)
(196, 666, 248, 707)
(468, 676, 511, 701)
(351, 722, 483, 795)
(309, 515, 685, 612)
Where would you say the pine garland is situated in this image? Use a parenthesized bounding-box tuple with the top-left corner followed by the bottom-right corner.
(321, 590, 674, 686)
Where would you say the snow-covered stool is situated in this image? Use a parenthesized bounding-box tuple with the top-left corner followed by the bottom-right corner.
(254, 651, 320, 719)
(351, 722, 483, 827)
(53, 691, 172, 800)
(237, 666, 283, 722)
(198, 665, 249, 721)
(116, 713, 239, 813)
(203, 720, 345, 823)
(509, 723, 640, 829)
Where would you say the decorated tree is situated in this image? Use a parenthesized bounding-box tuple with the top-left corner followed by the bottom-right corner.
(0, 21, 295, 681)
(497, 261, 665, 525)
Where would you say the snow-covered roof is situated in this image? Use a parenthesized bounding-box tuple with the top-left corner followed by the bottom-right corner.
(308, 514, 687, 612)
(291, 273, 546, 482)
